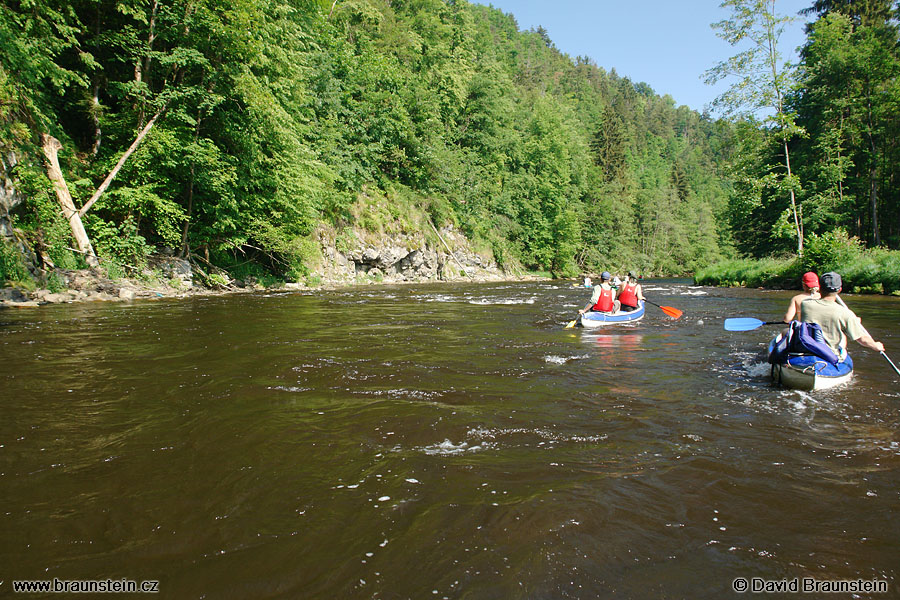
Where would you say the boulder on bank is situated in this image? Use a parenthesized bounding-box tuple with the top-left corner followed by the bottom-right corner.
(148, 255, 193, 288)
(316, 225, 503, 286)
(0, 287, 27, 302)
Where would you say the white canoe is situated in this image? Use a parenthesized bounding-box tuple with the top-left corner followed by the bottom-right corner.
(578, 301, 645, 329)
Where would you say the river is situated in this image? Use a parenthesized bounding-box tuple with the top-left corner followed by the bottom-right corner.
(1, 280, 898, 598)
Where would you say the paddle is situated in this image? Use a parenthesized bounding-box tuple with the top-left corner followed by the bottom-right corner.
(565, 314, 581, 329)
(835, 295, 900, 376)
(881, 352, 900, 376)
(723, 317, 784, 332)
(643, 299, 683, 319)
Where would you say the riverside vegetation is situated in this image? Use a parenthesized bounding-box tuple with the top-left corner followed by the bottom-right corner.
(1, 0, 899, 300)
(695, 229, 900, 294)
(0, 0, 732, 298)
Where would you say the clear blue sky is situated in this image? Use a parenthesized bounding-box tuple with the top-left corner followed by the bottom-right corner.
(478, 0, 814, 113)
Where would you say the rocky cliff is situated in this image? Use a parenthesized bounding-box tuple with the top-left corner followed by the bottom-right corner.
(312, 224, 509, 286)
(1, 153, 24, 240)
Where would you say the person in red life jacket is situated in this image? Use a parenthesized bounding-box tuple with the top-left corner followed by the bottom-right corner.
(579, 271, 620, 315)
(783, 271, 820, 323)
(617, 271, 644, 312)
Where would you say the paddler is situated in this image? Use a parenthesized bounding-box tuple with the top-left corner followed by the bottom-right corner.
(799, 272, 884, 355)
(783, 271, 820, 323)
(616, 271, 644, 312)
(579, 271, 620, 316)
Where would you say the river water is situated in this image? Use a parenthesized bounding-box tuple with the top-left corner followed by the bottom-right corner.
(1, 280, 898, 598)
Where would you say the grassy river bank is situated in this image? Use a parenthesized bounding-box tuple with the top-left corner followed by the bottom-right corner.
(694, 232, 900, 296)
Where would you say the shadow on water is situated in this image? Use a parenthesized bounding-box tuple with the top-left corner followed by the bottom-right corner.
(0, 282, 898, 598)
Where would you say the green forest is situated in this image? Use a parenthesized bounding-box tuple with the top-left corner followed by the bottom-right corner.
(0, 0, 898, 288)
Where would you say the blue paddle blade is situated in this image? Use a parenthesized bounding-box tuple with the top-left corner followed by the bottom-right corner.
(724, 317, 767, 332)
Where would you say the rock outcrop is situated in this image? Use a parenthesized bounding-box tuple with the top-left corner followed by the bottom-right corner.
(148, 251, 193, 288)
(316, 225, 504, 285)
(1, 152, 25, 240)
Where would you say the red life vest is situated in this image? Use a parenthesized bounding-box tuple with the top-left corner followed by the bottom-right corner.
(592, 286, 615, 312)
(618, 282, 639, 308)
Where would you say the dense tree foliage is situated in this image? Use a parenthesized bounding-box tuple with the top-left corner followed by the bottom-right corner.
(1, 0, 737, 280)
(723, 0, 900, 258)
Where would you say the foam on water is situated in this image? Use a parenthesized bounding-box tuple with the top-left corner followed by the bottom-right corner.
(422, 294, 461, 303)
(745, 361, 771, 378)
(783, 390, 815, 414)
(467, 296, 536, 305)
(543, 354, 591, 365)
(355, 388, 443, 401)
(414, 425, 609, 455)
(467, 426, 607, 445)
(267, 385, 314, 393)
(420, 439, 490, 455)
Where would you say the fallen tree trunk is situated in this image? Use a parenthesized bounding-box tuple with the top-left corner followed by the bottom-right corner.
(40, 134, 100, 268)
(428, 219, 470, 278)
(79, 106, 164, 217)
(39, 106, 164, 271)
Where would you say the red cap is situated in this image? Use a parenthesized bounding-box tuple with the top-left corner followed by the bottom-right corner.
(801, 272, 819, 288)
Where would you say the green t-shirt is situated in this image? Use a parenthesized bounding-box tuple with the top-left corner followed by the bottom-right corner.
(799, 298, 864, 352)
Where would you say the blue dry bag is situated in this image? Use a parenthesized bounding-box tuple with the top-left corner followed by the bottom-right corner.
(768, 321, 839, 366)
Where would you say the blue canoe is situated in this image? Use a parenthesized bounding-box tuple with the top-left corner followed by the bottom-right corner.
(767, 333, 854, 390)
(579, 301, 645, 329)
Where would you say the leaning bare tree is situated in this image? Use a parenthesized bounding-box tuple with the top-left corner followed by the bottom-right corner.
(39, 107, 164, 269)
(705, 0, 805, 255)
